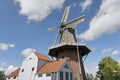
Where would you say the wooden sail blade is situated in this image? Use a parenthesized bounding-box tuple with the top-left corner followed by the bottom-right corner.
(65, 16, 85, 28)
(48, 26, 60, 31)
(61, 6, 70, 23)
(53, 30, 60, 45)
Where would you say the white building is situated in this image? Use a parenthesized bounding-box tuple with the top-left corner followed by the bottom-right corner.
(6, 52, 74, 80)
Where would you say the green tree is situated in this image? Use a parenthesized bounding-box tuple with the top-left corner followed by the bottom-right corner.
(86, 73, 98, 80)
(0, 71, 6, 80)
(96, 56, 120, 80)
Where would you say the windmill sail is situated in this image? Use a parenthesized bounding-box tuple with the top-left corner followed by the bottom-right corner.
(48, 6, 70, 31)
(53, 30, 60, 45)
(48, 25, 60, 31)
(48, 6, 85, 45)
(65, 16, 85, 28)
(61, 6, 70, 23)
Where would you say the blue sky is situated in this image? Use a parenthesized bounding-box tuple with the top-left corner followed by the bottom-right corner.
(0, 0, 120, 75)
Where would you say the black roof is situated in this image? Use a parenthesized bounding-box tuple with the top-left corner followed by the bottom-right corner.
(48, 44, 91, 57)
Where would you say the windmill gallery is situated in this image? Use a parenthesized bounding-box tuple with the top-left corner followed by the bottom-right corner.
(6, 6, 91, 80)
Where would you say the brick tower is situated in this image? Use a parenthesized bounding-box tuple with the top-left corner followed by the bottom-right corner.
(48, 6, 91, 80)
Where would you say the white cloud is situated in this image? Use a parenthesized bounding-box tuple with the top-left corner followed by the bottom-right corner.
(0, 62, 8, 72)
(0, 62, 18, 76)
(21, 48, 36, 57)
(90, 47, 95, 51)
(4, 65, 18, 76)
(1, 62, 8, 67)
(118, 60, 120, 65)
(0, 67, 4, 71)
(15, 0, 65, 21)
(0, 43, 15, 51)
(85, 65, 98, 76)
(72, 3, 77, 7)
(92, 62, 96, 65)
(79, 0, 120, 41)
(102, 48, 113, 54)
(85, 62, 98, 76)
(80, 0, 93, 11)
(112, 50, 120, 55)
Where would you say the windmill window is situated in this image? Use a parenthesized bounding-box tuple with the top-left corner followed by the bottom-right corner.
(21, 69, 24, 72)
(32, 67, 35, 71)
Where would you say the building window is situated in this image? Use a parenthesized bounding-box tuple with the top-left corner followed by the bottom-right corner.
(38, 74, 42, 77)
(32, 67, 34, 71)
(29, 58, 32, 60)
(21, 69, 24, 72)
(46, 73, 51, 76)
(60, 71, 63, 80)
(52, 72, 57, 80)
(70, 73, 73, 80)
(13, 77, 16, 79)
(65, 72, 69, 80)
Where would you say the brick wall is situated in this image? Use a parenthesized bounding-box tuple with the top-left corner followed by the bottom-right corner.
(57, 50, 86, 80)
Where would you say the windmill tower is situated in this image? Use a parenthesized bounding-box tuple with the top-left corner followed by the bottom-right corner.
(48, 6, 91, 80)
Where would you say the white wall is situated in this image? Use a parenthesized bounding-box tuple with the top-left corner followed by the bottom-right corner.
(6, 52, 49, 80)
(19, 53, 38, 80)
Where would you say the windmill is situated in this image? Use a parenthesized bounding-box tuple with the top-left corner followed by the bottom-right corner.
(48, 6, 85, 45)
(48, 6, 91, 80)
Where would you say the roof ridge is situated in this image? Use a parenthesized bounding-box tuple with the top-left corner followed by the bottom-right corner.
(33, 52, 50, 61)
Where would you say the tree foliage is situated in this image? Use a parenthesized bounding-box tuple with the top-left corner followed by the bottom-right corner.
(0, 71, 6, 80)
(96, 56, 120, 80)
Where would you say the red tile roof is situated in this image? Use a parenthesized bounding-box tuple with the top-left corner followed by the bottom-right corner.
(8, 60, 65, 77)
(9, 68, 20, 77)
(34, 52, 50, 61)
(8, 53, 64, 77)
(37, 59, 65, 74)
